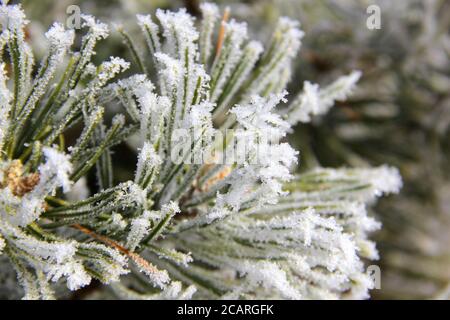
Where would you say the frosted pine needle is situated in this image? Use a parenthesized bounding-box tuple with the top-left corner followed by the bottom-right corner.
(0, 1, 402, 300)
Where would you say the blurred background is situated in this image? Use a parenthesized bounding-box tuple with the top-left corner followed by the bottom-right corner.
(11, 0, 450, 299)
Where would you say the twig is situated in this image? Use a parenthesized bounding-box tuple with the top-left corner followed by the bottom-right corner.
(72, 224, 160, 276)
(215, 7, 230, 58)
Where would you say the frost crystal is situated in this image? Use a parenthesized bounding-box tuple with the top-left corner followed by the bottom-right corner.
(39, 147, 73, 194)
(81, 14, 109, 40)
(45, 23, 75, 54)
(287, 71, 362, 124)
(0, 3, 28, 31)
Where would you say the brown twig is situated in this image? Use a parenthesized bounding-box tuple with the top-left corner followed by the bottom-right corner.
(72, 224, 160, 275)
(215, 7, 230, 58)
